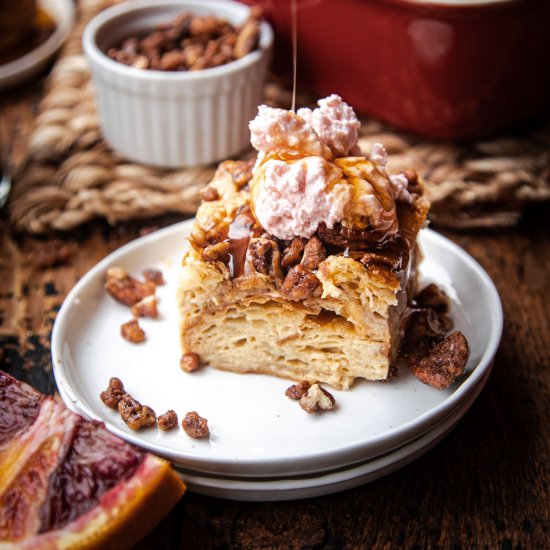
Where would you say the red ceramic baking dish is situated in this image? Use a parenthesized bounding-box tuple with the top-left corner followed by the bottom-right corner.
(242, 0, 550, 139)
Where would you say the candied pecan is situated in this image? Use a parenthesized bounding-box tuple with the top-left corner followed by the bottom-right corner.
(100, 377, 126, 409)
(201, 186, 220, 202)
(121, 319, 146, 343)
(182, 411, 210, 439)
(227, 160, 254, 189)
(360, 250, 402, 271)
(203, 241, 230, 263)
(180, 352, 201, 373)
(118, 394, 156, 430)
(189, 226, 208, 248)
(160, 50, 186, 70)
(299, 384, 336, 413)
(409, 331, 469, 390)
(281, 237, 306, 268)
(281, 265, 322, 301)
(415, 284, 450, 314)
(317, 222, 389, 251)
(205, 227, 225, 244)
(182, 42, 203, 66)
(143, 268, 165, 286)
(403, 170, 421, 194)
(189, 14, 227, 37)
(132, 55, 149, 69)
(140, 31, 167, 52)
(105, 266, 156, 306)
(300, 236, 326, 271)
(247, 238, 283, 279)
(285, 381, 311, 400)
(131, 295, 159, 319)
(234, 19, 260, 58)
(401, 309, 446, 356)
(158, 410, 179, 431)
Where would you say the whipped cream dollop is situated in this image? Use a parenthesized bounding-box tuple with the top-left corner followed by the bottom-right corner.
(253, 157, 351, 240)
(297, 94, 361, 157)
(369, 142, 413, 204)
(249, 96, 404, 240)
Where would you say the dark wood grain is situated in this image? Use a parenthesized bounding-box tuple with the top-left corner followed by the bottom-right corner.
(1, 79, 549, 550)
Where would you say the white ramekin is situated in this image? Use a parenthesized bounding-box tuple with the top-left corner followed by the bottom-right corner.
(82, 0, 273, 168)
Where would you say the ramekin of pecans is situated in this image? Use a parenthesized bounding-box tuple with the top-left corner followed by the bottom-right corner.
(82, 0, 273, 168)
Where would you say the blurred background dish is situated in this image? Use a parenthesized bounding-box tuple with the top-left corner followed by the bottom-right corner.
(0, 0, 74, 90)
(244, 0, 550, 140)
(83, 0, 273, 168)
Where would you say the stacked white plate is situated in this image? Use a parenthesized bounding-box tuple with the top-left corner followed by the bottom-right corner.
(52, 221, 503, 501)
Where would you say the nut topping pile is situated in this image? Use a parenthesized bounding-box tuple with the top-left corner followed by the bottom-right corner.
(107, 10, 262, 72)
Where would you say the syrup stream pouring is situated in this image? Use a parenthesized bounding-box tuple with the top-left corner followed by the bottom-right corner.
(291, 0, 297, 112)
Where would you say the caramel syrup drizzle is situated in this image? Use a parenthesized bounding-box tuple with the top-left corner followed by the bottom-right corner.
(291, 0, 298, 112)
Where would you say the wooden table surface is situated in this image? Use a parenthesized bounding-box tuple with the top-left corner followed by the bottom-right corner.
(1, 78, 549, 550)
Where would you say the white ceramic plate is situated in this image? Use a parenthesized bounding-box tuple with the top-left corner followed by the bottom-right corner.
(0, 0, 74, 90)
(52, 221, 502, 478)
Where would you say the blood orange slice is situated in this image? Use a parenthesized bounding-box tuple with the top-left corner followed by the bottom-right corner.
(0, 371, 185, 549)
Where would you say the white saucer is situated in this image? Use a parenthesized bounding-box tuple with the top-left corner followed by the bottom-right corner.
(0, 0, 74, 90)
(52, 221, 502, 478)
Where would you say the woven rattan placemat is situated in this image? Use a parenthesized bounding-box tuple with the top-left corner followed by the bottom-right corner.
(9, 0, 550, 234)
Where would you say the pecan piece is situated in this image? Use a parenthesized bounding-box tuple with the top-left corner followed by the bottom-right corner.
(131, 295, 159, 319)
(247, 238, 283, 279)
(158, 410, 179, 431)
(409, 331, 469, 390)
(160, 50, 186, 70)
(317, 222, 388, 251)
(299, 384, 336, 413)
(281, 237, 306, 269)
(121, 319, 146, 343)
(281, 265, 322, 301)
(203, 241, 230, 263)
(132, 55, 149, 69)
(118, 394, 156, 430)
(401, 309, 445, 355)
(180, 352, 201, 373)
(300, 236, 326, 271)
(414, 284, 453, 332)
(100, 377, 126, 409)
(234, 19, 260, 58)
(285, 381, 311, 400)
(415, 284, 450, 315)
(189, 227, 208, 248)
(403, 170, 421, 194)
(360, 250, 402, 271)
(143, 268, 165, 286)
(105, 266, 156, 306)
(182, 411, 210, 439)
(226, 160, 254, 189)
(201, 186, 220, 202)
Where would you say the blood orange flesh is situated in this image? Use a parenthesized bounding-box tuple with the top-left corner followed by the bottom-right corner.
(0, 370, 185, 549)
